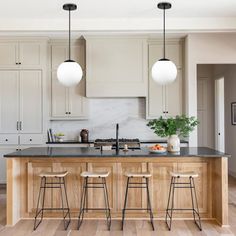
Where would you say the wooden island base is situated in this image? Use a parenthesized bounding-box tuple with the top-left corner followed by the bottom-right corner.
(6, 156, 228, 227)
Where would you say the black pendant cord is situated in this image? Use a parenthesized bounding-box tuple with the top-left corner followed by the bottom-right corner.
(163, 6, 166, 59)
(68, 9, 71, 61)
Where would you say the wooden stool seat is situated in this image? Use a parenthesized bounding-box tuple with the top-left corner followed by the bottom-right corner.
(169, 171, 198, 178)
(81, 171, 110, 178)
(124, 171, 152, 178)
(39, 171, 68, 178)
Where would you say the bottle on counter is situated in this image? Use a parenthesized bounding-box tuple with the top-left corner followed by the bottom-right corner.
(80, 129, 89, 143)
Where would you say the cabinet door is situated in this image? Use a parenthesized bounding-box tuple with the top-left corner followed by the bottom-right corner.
(0, 42, 17, 67)
(52, 162, 86, 210)
(117, 162, 148, 212)
(19, 42, 42, 68)
(19, 70, 42, 133)
(51, 45, 67, 70)
(68, 77, 88, 118)
(27, 162, 53, 213)
(165, 71, 182, 116)
(0, 70, 19, 133)
(149, 163, 177, 215)
(176, 162, 209, 214)
(147, 42, 182, 118)
(51, 71, 68, 117)
(51, 44, 85, 71)
(87, 162, 117, 212)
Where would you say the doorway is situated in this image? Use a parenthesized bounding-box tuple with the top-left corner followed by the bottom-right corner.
(215, 77, 225, 152)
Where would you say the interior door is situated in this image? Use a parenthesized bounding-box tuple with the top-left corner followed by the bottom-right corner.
(215, 77, 225, 152)
(19, 70, 42, 133)
(0, 70, 19, 133)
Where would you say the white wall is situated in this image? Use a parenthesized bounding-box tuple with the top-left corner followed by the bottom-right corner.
(185, 33, 236, 146)
(51, 98, 160, 141)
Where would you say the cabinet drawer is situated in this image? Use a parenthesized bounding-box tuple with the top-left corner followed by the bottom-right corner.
(20, 134, 43, 145)
(0, 134, 18, 145)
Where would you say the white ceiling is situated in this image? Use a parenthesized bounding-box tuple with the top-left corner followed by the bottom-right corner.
(1, 0, 236, 34)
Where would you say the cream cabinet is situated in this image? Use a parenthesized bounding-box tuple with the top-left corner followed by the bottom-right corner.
(0, 70, 43, 145)
(147, 40, 183, 119)
(85, 36, 148, 97)
(0, 40, 45, 68)
(50, 40, 88, 120)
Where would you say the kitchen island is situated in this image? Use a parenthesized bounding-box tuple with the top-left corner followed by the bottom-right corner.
(4, 147, 229, 227)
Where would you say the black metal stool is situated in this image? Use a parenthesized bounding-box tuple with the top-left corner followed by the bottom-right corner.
(78, 171, 111, 230)
(121, 172, 155, 231)
(34, 171, 71, 230)
(165, 171, 202, 231)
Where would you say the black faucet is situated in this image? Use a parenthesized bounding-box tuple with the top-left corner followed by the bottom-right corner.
(116, 123, 119, 153)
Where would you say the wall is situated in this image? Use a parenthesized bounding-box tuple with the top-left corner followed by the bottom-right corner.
(185, 33, 236, 146)
(212, 65, 236, 177)
(51, 98, 159, 141)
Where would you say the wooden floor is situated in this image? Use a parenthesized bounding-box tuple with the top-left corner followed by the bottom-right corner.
(0, 177, 236, 236)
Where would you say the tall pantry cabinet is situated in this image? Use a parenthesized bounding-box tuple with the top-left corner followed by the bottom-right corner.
(0, 38, 47, 183)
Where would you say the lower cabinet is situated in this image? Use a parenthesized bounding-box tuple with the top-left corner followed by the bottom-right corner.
(87, 162, 117, 212)
(27, 160, 210, 218)
(27, 162, 86, 213)
(117, 162, 148, 212)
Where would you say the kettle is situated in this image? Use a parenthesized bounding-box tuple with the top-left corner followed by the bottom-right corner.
(80, 129, 89, 143)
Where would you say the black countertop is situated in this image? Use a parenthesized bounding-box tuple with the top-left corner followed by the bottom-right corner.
(4, 147, 230, 158)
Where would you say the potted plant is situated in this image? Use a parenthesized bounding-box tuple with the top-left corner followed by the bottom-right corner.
(147, 115, 199, 152)
(54, 132, 65, 142)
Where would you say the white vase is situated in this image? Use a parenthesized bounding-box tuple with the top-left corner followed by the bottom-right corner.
(167, 135, 180, 153)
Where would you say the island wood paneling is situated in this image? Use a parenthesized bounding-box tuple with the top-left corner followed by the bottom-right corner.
(117, 162, 148, 213)
(6, 157, 228, 227)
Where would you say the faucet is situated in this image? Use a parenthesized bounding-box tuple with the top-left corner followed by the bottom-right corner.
(116, 123, 119, 153)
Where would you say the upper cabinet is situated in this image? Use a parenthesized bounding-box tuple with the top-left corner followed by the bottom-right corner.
(146, 39, 183, 119)
(50, 40, 88, 120)
(0, 40, 46, 69)
(85, 36, 148, 97)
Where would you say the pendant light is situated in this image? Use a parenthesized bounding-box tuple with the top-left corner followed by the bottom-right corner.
(152, 2, 177, 85)
(57, 3, 83, 87)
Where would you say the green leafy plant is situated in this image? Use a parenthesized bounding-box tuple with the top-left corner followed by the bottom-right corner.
(55, 132, 65, 137)
(147, 115, 199, 138)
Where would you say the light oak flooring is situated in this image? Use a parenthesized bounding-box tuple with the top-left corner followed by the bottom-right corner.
(0, 177, 236, 236)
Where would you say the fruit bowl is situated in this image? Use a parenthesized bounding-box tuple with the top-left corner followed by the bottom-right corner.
(149, 144, 167, 154)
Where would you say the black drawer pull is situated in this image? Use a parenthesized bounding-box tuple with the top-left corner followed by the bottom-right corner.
(30, 139, 32, 141)
(5, 139, 8, 141)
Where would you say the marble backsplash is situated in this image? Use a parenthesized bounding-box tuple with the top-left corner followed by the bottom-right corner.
(50, 98, 161, 141)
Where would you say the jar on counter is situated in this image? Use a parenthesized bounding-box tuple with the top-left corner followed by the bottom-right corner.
(80, 129, 89, 143)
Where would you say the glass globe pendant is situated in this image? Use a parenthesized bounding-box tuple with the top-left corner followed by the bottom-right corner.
(152, 2, 177, 85)
(57, 3, 83, 87)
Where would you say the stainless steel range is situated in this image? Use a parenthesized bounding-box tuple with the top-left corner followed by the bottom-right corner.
(94, 138, 140, 149)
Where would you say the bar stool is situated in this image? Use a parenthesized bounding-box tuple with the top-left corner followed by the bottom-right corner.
(34, 171, 71, 230)
(165, 171, 202, 231)
(78, 171, 111, 230)
(122, 171, 154, 231)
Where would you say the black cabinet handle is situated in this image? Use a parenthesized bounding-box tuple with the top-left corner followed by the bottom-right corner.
(5, 139, 8, 141)
(19, 62, 21, 65)
(16, 62, 19, 65)
(65, 112, 68, 114)
(30, 139, 32, 141)
(166, 111, 169, 113)
(68, 112, 71, 114)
